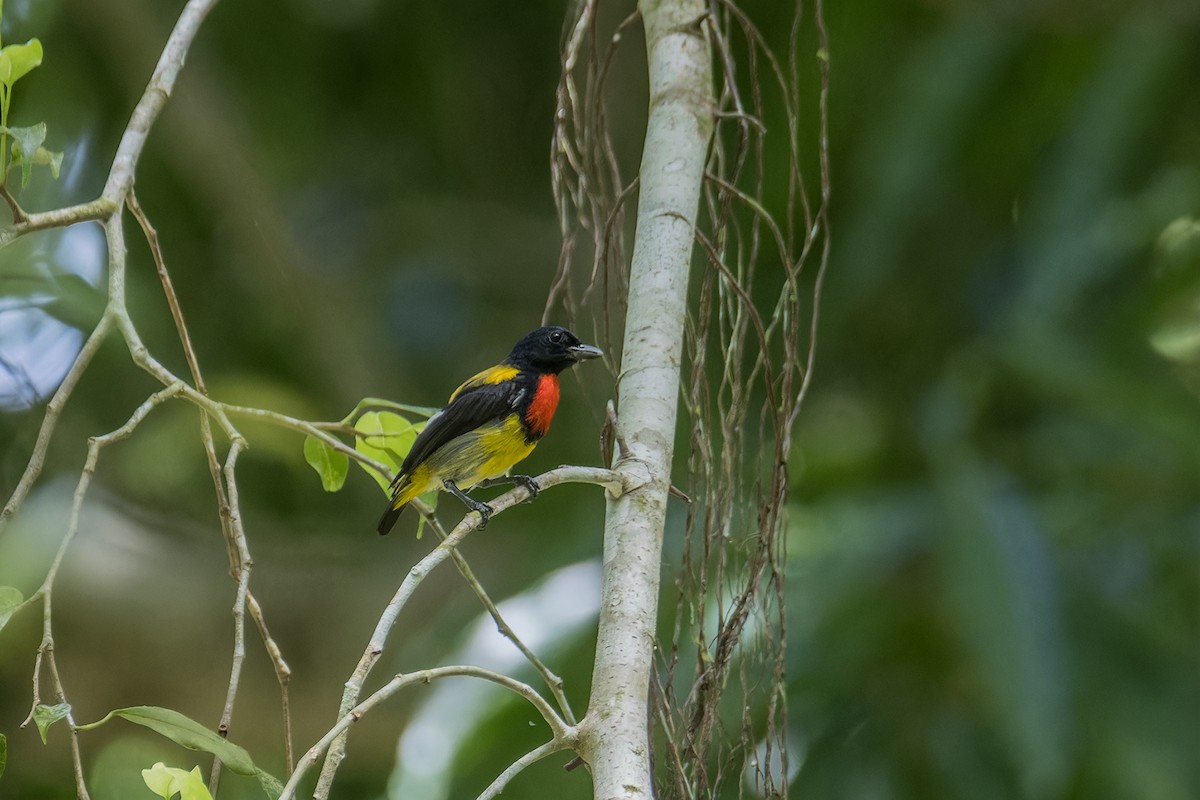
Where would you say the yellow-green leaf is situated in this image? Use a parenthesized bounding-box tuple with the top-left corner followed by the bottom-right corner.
(142, 763, 213, 800)
(30, 145, 62, 178)
(354, 410, 419, 492)
(76, 706, 281, 798)
(0, 586, 23, 634)
(2, 122, 48, 186)
(303, 435, 348, 492)
(33, 703, 70, 744)
(0, 39, 42, 85)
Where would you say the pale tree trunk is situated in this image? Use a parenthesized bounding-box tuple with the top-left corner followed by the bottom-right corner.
(575, 0, 714, 797)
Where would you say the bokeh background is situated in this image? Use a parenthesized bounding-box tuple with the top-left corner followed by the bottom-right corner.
(1, 0, 1198, 798)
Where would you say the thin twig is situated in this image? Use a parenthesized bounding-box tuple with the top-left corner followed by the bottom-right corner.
(100, 0, 222, 206)
(46, 647, 92, 800)
(248, 591, 294, 773)
(0, 199, 113, 248)
(475, 739, 568, 800)
(127, 188, 208, 388)
(424, 510, 578, 725)
(0, 314, 114, 532)
(223, 402, 392, 476)
(283, 665, 577, 800)
(0, 182, 27, 221)
(209, 437, 251, 794)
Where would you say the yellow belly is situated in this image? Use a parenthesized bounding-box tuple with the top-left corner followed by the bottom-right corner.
(395, 415, 536, 506)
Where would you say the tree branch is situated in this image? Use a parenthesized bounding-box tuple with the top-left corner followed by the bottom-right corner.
(423, 510, 578, 724)
(282, 665, 577, 800)
(209, 436, 252, 793)
(0, 313, 114, 532)
(0, 199, 113, 248)
(475, 739, 568, 800)
(100, 0, 221, 207)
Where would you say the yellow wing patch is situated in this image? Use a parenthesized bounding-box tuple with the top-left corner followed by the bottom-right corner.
(449, 364, 521, 401)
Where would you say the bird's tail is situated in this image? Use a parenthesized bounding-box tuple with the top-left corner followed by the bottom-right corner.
(376, 498, 408, 536)
(377, 474, 413, 536)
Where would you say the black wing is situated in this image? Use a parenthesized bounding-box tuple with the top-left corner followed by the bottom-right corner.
(397, 379, 526, 478)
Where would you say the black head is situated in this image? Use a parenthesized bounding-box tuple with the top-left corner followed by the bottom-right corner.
(505, 326, 603, 374)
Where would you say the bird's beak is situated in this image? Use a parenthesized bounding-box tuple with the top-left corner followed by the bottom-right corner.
(567, 343, 604, 361)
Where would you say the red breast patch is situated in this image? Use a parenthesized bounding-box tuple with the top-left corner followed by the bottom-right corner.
(525, 374, 560, 438)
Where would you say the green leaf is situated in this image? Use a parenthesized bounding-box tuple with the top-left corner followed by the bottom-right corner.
(0, 39, 42, 85)
(30, 145, 62, 178)
(142, 763, 213, 800)
(341, 397, 439, 423)
(1, 122, 48, 186)
(1, 122, 45, 153)
(303, 435, 348, 492)
(76, 706, 281, 798)
(33, 703, 70, 744)
(0, 54, 10, 86)
(353, 410, 419, 492)
(1, 732, 7, 782)
(0, 585, 23, 633)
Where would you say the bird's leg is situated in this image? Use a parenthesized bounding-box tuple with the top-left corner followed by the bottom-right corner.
(443, 480, 494, 527)
(475, 474, 540, 501)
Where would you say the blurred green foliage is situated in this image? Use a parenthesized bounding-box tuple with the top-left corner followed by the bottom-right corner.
(0, 0, 1197, 798)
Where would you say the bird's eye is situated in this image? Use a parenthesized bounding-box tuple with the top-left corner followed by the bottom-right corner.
(550, 331, 563, 343)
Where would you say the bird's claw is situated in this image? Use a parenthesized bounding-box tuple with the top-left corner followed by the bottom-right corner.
(514, 475, 540, 500)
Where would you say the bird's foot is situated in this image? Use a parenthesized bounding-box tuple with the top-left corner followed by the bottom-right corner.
(476, 474, 540, 503)
(512, 474, 540, 501)
(473, 502, 494, 529)
(444, 480, 496, 528)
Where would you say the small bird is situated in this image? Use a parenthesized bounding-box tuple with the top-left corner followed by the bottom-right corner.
(377, 326, 603, 534)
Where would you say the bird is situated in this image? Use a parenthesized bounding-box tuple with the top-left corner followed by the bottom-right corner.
(377, 325, 603, 534)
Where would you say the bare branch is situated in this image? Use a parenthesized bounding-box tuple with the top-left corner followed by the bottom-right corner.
(475, 739, 569, 800)
(0, 200, 113, 248)
(425, 510, 578, 724)
(0, 314, 114, 532)
(0, 182, 27, 221)
(248, 591, 295, 772)
(100, 0, 222, 206)
(283, 665, 577, 800)
(209, 436, 252, 793)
